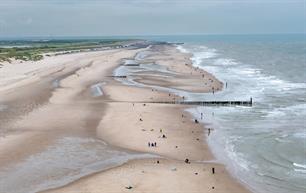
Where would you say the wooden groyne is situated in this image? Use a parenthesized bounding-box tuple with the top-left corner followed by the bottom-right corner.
(108, 75, 127, 78)
(135, 99, 253, 106)
(124, 64, 140, 66)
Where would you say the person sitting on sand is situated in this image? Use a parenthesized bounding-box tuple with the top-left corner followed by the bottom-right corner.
(125, 186, 133, 189)
(162, 134, 166, 138)
(185, 158, 190, 164)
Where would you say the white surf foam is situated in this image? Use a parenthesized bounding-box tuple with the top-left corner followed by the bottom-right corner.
(176, 45, 188, 53)
(177, 45, 218, 67)
(265, 104, 306, 118)
(213, 58, 238, 66)
(293, 163, 306, 169)
(292, 132, 306, 139)
(182, 44, 306, 91)
(293, 163, 306, 174)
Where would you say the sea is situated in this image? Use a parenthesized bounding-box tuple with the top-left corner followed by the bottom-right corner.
(143, 34, 306, 193)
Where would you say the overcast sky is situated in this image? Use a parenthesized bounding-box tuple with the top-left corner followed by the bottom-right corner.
(0, 0, 305, 37)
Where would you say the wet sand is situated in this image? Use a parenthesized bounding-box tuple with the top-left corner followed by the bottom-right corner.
(0, 44, 251, 193)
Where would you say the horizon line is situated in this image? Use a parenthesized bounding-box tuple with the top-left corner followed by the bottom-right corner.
(0, 33, 305, 41)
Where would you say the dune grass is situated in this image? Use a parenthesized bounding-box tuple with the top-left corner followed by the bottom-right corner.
(0, 39, 132, 62)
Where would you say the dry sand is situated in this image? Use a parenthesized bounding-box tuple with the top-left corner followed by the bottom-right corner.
(0, 45, 251, 193)
(44, 159, 248, 193)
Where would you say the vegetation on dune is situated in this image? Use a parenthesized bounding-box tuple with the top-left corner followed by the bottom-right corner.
(0, 48, 43, 62)
(0, 39, 133, 63)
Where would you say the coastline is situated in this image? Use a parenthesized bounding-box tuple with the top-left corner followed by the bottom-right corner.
(0, 43, 252, 193)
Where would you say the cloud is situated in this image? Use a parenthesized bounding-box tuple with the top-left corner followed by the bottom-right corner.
(0, 0, 304, 37)
(0, 19, 7, 34)
(25, 18, 33, 25)
(0, 19, 6, 26)
(0, 0, 303, 7)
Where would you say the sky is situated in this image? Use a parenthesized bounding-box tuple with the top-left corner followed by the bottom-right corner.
(0, 0, 305, 37)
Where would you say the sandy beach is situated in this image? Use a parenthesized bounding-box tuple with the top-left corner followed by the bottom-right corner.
(0, 43, 251, 193)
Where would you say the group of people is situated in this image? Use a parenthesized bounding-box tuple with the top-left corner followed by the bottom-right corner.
(147, 128, 168, 148)
(148, 142, 157, 147)
(199, 112, 213, 136)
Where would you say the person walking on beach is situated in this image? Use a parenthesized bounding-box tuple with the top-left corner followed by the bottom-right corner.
(148, 142, 151, 147)
(154, 142, 157, 147)
(201, 112, 203, 120)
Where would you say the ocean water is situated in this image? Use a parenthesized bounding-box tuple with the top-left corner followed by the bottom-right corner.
(157, 34, 306, 193)
(108, 34, 306, 193)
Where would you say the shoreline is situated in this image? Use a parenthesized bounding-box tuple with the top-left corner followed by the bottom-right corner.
(0, 43, 252, 193)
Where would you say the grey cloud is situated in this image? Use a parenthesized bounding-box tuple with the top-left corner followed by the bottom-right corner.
(0, 0, 305, 37)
